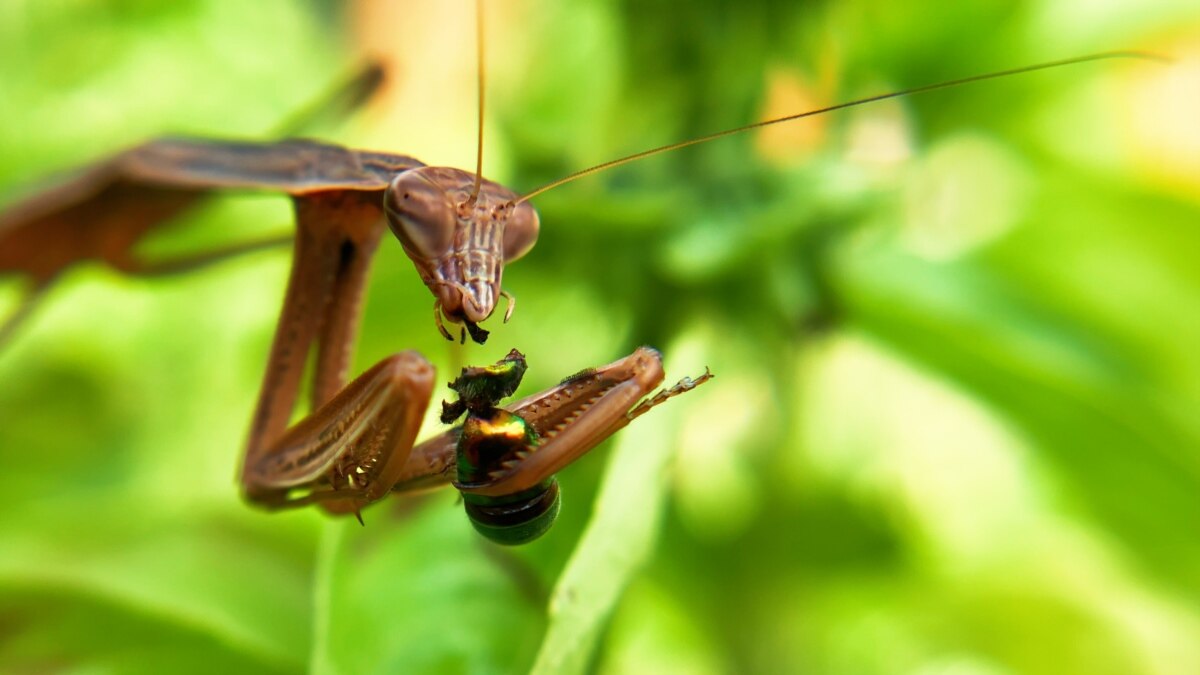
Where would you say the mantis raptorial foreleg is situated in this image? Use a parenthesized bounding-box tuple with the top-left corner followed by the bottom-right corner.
(242, 350, 436, 514)
(240, 190, 390, 508)
(240, 320, 710, 541)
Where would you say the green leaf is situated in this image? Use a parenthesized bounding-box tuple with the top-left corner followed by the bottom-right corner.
(312, 493, 543, 675)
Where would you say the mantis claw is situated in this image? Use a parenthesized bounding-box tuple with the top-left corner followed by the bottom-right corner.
(628, 366, 714, 421)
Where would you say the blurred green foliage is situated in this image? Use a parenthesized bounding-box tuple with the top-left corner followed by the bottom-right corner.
(1, 0, 1198, 673)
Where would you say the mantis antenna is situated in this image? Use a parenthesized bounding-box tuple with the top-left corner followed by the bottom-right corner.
(516, 50, 1168, 205)
(468, 0, 486, 204)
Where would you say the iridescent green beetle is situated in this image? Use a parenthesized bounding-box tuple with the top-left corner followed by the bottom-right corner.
(436, 349, 708, 545)
(441, 350, 560, 545)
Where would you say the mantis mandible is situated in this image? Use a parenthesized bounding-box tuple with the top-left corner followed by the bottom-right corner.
(0, 1, 1160, 543)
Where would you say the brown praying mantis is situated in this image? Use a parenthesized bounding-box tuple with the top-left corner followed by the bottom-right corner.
(0, 54, 714, 542)
(0, 2, 1162, 543)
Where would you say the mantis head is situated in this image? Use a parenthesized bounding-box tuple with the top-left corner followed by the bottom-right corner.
(384, 166, 540, 344)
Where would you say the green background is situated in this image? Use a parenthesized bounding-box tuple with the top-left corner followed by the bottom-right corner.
(1, 1, 1198, 673)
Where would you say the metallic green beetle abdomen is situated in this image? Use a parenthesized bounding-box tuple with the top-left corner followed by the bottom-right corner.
(456, 406, 560, 545)
(462, 479, 560, 546)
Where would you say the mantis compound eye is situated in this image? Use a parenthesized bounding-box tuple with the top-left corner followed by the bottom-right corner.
(501, 201, 539, 263)
(384, 170, 455, 261)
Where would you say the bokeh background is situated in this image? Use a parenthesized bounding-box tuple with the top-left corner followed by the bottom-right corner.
(1, 1, 1198, 673)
